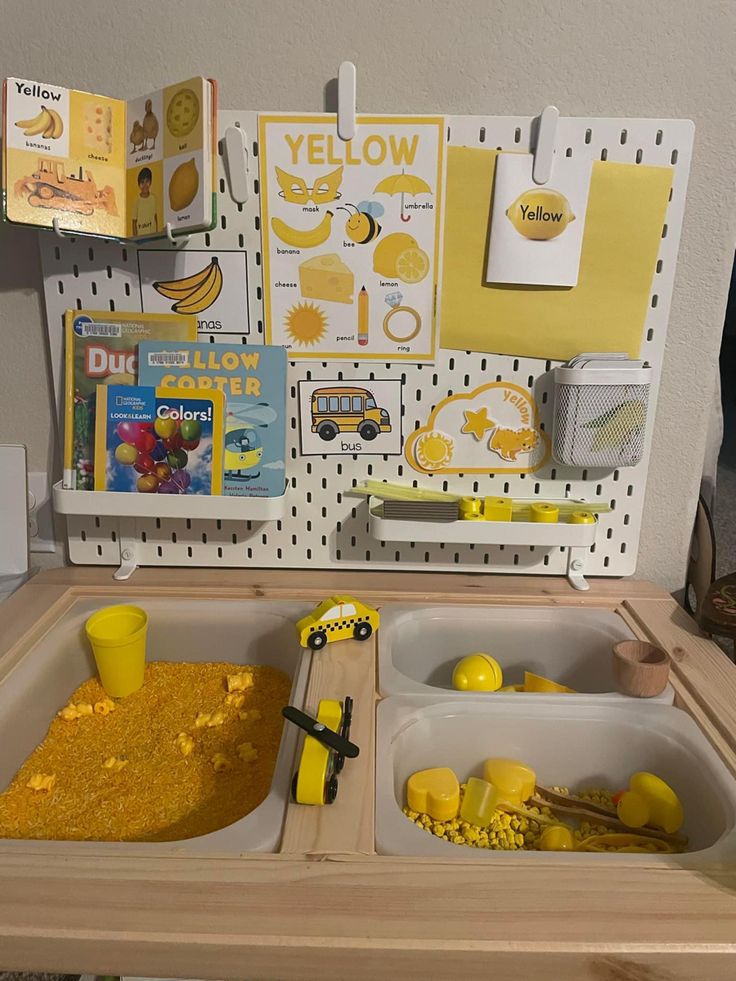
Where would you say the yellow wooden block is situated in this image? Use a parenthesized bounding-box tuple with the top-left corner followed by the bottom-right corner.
(529, 502, 559, 523)
(406, 767, 460, 821)
(483, 496, 512, 521)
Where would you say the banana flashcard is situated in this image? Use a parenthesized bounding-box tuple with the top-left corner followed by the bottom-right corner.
(3, 76, 217, 240)
(137, 249, 249, 338)
(486, 152, 592, 287)
(258, 114, 445, 361)
(405, 381, 550, 475)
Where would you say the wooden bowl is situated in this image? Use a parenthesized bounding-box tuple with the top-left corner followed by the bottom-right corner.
(612, 640, 670, 697)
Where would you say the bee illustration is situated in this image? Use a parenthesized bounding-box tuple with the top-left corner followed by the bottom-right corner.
(338, 202, 382, 245)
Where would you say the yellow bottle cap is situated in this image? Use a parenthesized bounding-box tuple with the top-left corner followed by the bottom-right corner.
(529, 502, 559, 523)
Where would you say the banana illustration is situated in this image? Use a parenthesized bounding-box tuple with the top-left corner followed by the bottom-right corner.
(271, 210, 333, 248)
(15, 106, 63, 139)
(42, 108, 64, 139)
(153, 257, 223, 314)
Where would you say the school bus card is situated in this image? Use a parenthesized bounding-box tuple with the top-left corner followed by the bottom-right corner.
(298, 379, 403, 456)
(258, 114, 445, 362)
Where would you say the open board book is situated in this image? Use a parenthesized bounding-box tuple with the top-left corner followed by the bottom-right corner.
(2, 76, 217, 241)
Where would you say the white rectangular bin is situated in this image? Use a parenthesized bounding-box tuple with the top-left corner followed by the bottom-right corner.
(375, 697, 736, 865)
(0, 596, 311, 854)
(378, 604, 673, 703)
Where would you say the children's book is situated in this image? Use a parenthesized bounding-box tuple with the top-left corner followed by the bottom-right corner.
(94, 385, 224, 495)
(63, 310, 197, 490)
(3, 76, 217, 240)
(138, 342, 287, 498)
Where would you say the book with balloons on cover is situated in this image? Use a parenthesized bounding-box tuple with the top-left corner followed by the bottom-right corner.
(93, 385, 224, 495)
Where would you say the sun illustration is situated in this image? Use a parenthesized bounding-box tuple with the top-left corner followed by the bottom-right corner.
(284, 302, 328, 347)
(415, 431, 454, 471)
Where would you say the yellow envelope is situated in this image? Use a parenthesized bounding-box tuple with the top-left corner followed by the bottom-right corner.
(440, 147, 672, 360)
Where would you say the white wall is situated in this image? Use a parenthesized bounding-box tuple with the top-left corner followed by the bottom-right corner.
(1, 0, 734, 589)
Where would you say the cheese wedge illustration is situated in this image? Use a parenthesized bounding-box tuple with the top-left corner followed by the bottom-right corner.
(299, 253, 354, 304)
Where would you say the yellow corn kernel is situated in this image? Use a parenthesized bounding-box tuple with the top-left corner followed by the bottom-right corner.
(207, 709, 226, 728)
(237, 742, 258, 763)
(211, 753, 232, 773)
(226, 671, 254, 694)
(174, 732, 194, 757)
(225, 692, 246, 709)
(239, 708, 262, 722)
(102, 756, 128, 773)
(94, 698, 115, 716)
(27, 773, 56, 792)
(195, 712, 211, 728)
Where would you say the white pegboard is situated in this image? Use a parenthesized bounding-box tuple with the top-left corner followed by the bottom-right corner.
(40, 110, 694, 577)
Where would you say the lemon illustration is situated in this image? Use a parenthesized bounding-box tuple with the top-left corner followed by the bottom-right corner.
(373, 232, 419, 277)
(505, 188, 575, 240)
(169, 158, 199, 212)
(396, 246, 429, 284)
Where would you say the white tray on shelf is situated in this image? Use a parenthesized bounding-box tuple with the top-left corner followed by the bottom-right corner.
(53, 482, 286, 580)
(53, 482, 286, 521)
(367, 496, 598, 591)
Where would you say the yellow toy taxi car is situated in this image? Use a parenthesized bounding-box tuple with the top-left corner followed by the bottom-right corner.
(296, 595, 380, 651)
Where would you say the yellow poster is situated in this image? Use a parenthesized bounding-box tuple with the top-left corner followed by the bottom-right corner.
(258, 113, 444, 361)
(440, 147, 672, 360)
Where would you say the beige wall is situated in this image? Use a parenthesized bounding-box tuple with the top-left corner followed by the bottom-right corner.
(1, 0, 734, 589)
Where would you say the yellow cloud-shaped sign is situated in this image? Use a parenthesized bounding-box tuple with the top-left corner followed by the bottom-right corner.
(405, 381, 550, 474)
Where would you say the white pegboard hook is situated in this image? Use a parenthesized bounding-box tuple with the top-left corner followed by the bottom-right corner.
(52, 217, 74, 239)
(337, 61, 357, 142)
(165, 222, 190, 247)
(532, 105, 560, 185)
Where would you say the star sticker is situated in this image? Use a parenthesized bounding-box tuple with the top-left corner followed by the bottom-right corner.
(461, 406, 495, 441)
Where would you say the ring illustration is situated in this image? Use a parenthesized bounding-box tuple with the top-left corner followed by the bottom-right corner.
(383, 305, 422, 343)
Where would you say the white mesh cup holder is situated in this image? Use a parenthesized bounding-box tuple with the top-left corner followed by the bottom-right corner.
(552, 354, 652, 469)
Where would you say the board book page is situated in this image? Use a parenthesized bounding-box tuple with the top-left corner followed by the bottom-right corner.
(3, 76, 216, 240)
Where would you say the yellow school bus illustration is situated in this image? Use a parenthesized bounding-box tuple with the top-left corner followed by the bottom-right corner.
(311, 386, 391, 442)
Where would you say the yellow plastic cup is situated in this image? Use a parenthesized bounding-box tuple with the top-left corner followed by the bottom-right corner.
(85, 604, 148, 698)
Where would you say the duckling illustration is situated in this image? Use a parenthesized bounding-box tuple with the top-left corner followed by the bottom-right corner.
(488, 426, 540, 462)
(129, 119, 145, 153)
(142, 99, 159, 150)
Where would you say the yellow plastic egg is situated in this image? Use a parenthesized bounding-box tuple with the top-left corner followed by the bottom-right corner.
(452, 654, 503, 692)
(539, 824, 576, 851)
(617, 790, 651, 829)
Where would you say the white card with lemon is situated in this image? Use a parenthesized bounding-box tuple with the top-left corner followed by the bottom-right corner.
(258, 114, 445, 361)
(486, 152, 592, 287)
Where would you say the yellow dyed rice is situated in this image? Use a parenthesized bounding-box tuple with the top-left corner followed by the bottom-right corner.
(0, 661, 291, 842)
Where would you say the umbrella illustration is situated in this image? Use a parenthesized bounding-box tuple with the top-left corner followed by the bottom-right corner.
(373, 169, 432, 222)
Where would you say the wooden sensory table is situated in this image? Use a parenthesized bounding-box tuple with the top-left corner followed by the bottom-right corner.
(1, 567, 736, 980)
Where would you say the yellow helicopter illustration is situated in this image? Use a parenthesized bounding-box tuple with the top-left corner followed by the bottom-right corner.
(224, 402, 278, 481)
